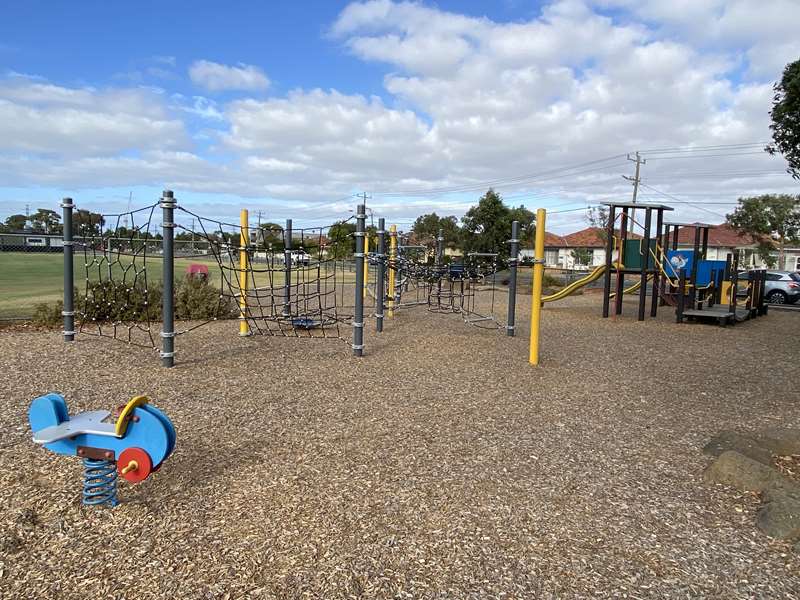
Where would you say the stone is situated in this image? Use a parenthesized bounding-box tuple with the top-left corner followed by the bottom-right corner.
(703, 450, 786, 493)
(756, 496, 800, 540)
(756, 428, 800, 456)
(702, 431, 773, 465)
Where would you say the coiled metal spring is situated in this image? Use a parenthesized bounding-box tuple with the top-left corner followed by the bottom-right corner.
(82, 458, 118, 507)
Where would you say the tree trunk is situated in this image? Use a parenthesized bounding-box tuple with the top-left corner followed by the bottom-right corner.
(779, 233, 786, 270)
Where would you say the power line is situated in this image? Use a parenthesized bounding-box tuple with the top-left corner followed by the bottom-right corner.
(639, 183, 728, 219)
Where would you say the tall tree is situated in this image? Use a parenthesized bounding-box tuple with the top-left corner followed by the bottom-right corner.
(73, 209, 105, 236)
(30, 208, 61, 234)
(726, 194, 800, 269)
(411, 212, 461, 248)
(461, 189, 512, 256)
(3, 214, 28, 231)
(327, 220, 357, 258)
(508, 205, 535, 248)
(766, 59, 800, 180)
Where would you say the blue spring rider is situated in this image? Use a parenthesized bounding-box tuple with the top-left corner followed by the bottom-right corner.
(29, 394, 176, 507)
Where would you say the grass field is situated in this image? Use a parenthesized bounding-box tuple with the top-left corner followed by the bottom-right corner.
(0, 252, 359, 319)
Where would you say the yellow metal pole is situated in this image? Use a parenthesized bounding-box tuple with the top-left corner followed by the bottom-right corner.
(363, 234, 369, 299)
(239, 209, 250, 336)
(388, 225, 397, 317)
(529, 208, 546, 365)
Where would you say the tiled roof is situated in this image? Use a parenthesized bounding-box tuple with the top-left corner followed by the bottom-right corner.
(562, 227, 641, 248)
(543, 231, 568, 247)
(672, 223, 761, 247)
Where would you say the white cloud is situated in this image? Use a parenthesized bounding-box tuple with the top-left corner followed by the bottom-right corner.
(0, 77, 186, 156)
(188, 60, 270, 92)
(1, 1, 798, 231)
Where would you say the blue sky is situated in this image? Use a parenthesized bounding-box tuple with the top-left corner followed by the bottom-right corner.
(0, 0, 797, 232)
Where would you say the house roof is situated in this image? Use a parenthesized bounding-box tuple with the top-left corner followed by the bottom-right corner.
(543, 231, 568, 247)
(672, 223, 761, 247)
(561, 227, 641, 248)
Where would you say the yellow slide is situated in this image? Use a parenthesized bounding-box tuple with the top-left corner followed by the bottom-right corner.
(542, 265, 607, 303)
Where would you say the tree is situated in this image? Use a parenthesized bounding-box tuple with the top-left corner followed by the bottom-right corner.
(726, 194, 800, 269)
(766, 59, 800, 180)
(254, 222, 284, 249)
(30, 208, 61, 234)
(3, 214, 28, 231)
(586, 206, 610, 241)
(571, 248, 592, 265)
(411, 213, 461, 248)
(461, 189, 535, 259)
(327, 220, 356, 258)
(461, 189, 512, 257)
(73, 209, 105, 236)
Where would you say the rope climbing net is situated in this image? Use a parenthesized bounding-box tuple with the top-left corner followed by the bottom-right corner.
(75, 204, 161, 350)
(71, 200, 360, 351)
(380, 245, 510, 331)
(173, 208, 357, 342)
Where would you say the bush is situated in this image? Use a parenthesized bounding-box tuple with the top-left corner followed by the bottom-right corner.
(79, 280, 161, 323)
(32, 299, 64, 327)
(175, 276, 238, 320)
(542, 273, 563, 289)
(32, 277, 237, 326)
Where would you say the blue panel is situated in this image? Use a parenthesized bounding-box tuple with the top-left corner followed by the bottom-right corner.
(664, 250, 693, 278)
(696, 260, 727, 287)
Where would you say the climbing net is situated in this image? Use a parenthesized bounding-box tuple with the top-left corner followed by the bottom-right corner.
(379, 245, 510, 331)
(174, 208, 356, 341)
(75, 204, 161, 350)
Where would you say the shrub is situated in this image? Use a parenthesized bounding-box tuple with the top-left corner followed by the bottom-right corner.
(32, 299, 64, 327)
(79, 280, 161, 323)
(32, 277, 236, 326)
(175, 276, 238, 320)
(542, 273, 563, 289)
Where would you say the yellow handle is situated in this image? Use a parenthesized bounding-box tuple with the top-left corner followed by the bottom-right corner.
(121, 460, 138, 475)
(114, 395, 149, 437)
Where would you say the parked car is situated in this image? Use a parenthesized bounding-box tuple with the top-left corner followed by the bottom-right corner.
(738, 270, 800, 304)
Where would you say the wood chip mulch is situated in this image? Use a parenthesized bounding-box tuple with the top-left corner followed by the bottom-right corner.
(1, 294, 799, 598)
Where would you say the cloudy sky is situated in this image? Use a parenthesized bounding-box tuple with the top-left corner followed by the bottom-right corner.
(0, 0, 798, 233)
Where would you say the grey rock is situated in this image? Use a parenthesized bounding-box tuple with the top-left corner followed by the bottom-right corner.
(703, 450, 785, 493)
(756, 496, 800, 540)
(702, 431, 773, 465)
(756, 427, 800, 456)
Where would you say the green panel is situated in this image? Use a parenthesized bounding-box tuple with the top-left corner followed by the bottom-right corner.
(622, 239, 657, 270)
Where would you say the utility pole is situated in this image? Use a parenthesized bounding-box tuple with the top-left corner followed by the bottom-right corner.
(623, 151, 645, 234)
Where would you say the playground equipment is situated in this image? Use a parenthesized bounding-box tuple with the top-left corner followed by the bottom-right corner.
(538, 205, 769, 328)
(29, 394, 176, 507)
(377, 222, 521, 334)
(601, 202, 674, 321)
(61, 191, 367, 365)
(662, 222, 769, 325)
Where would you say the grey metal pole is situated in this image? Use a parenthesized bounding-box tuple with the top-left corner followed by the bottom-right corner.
(353, 204, 366, 356)
(435, 227, 444, 308)
(283, 219, 292, 317)
(507, 220, 519, 337)
(61, 197, 75, 342)
(160, 190, 176, 367)
(376, 217, 386, 333)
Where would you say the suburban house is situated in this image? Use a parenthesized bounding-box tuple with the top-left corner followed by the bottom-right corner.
(520, 223, 800, 272)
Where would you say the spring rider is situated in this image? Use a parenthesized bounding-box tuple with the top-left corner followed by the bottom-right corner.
(29, 394, 176, 507)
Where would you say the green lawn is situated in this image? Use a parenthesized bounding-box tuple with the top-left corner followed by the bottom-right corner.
(0, 252, 358, 319)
